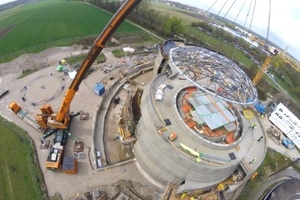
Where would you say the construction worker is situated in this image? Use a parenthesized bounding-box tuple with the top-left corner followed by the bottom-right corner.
(249, 157, 257, 164)
(249, 124, 256, 130)
(196, 156, 201, 163)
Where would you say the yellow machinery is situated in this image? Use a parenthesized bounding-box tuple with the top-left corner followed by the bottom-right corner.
(250, 35, 265, 47)
(34, 0, 143, 172)
(45, 147, 63, 171)
(252, 44, 279, 86)
(35, 0, 142, 130)
(8, 101, 21, 113)
(8, 101, 46, 132)
(252, 56, 272, 86)
(250, 34, 280, 86)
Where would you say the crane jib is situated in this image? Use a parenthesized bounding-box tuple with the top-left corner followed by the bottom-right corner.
(70, 0, 142, 92)
(55, 0, 142, 123)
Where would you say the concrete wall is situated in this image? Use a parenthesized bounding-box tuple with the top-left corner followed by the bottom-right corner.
(133, 74, 240, 191)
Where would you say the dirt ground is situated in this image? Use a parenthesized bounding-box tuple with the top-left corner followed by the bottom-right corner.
(0, 45, 163, 200)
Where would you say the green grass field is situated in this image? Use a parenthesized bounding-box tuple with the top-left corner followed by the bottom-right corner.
(0, 0, 143, 56)
(0, 116, 45, 199)
(149, 2, 254, 69)
(150, 2, 198, 25)
(237, 148, 293, 200)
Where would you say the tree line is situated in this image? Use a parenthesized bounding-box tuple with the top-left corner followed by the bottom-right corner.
(82, 0, 183, 37)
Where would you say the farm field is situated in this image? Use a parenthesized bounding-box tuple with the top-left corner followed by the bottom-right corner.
(0, 116, 44, 200)
(0, 0, 143, 56)
(150, 2, 255, 69)
(150, 2, 198, 25)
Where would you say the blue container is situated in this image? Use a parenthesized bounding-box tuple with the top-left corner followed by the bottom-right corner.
(94, 83, 105, 96)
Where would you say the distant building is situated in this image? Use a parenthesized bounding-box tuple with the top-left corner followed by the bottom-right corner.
(269, 103, 300, 148)
(210, 24, 258, 48)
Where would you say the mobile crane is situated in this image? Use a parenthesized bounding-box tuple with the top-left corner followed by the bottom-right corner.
(33, 0, 142, 171)
(35, 0, 142, 130)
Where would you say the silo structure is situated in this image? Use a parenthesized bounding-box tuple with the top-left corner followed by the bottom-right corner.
(133, 40, 267, 194)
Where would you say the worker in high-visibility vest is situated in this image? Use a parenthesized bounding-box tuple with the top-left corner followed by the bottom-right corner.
(249, 124, 256, 130)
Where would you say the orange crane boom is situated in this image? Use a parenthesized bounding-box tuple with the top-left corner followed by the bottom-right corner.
(36, 0, 142, 129)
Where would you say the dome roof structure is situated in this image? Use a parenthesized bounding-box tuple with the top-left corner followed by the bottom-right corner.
(169, 46, 257, 105)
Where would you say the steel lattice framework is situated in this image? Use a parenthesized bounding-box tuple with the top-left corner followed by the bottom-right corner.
(170, 46, 257, 105)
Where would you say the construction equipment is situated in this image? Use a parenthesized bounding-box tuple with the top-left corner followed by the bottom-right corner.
(43, 129, 82, 172)
(112, 96, 120, 108)
(250, 35, 265, 47)
(8, 101, 46, 132)
(35, 0, 142, 130)
(252, 44, 279, 86)
(282, 138, 294, 150)
(46, 145, 64, 171)
(267, 126, 281, 145)
(252, 56, 272, 86)
(33, 0, 142, 171)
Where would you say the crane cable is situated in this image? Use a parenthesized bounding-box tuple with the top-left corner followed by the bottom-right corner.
(217, 0, 239, 50)
(234, 0, 247, 22)
(231, 0, 248, 60)
(265, 0, 272, 47)
(248, 0, 257, 32)
(235, 0, 256, 62)
(198, 0, 221, 46)
(243, 0, 253, 28)
(201, 0, 230, 48)
(203, 0, 219, 16)
(223, 0, 238, 19)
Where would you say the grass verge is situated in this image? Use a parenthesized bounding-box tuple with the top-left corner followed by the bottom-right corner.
(65, 53, 106, 66)
(0, 116, 47, 199)
(237, 148, 292, 200)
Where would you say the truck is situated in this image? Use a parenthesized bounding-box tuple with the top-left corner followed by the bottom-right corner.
(46, 145, 64, 171)
(282, 138, 294, 150)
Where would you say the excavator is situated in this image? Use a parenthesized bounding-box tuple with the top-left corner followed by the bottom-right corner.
(35, 0, 142, 130)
